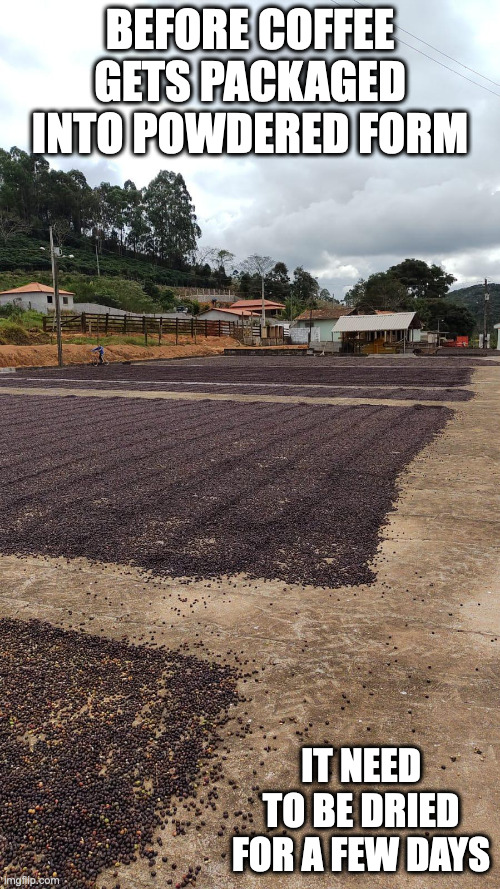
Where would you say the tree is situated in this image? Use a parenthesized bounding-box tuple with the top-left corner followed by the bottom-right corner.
(418, 300, 475, 337)
(345, 279, 366, 307)
(291, 267, 320, 305)
(235, 271, 258, 297)
(239, 255, 276, 323)
(240, 254, 275, 279)
(123, 180, 149, 256)
(144, 171, 201, 267)
(0, 212, 28, 244)
(265, 262, 290, 303)
(388, 259, 456, 300)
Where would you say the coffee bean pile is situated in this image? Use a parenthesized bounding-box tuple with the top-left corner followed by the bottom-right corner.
(0, 396, 450, 586)
(8, 356, 475, 389)
(1, 378, 472, 401)
(0, 618, 239, 887)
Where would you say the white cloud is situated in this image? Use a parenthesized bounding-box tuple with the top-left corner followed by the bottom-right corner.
(3, 0, 500, 294)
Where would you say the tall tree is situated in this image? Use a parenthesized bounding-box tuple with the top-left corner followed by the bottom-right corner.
(123, 180, 149, 255)
(144, 171, 201, 267)
(265, 262, 290, 303)
(291, 266, 320, 305)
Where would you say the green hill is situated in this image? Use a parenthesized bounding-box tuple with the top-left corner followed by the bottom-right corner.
(450, 283, 500, 334)
(0, 233, 218, 289)
(0, 234, 221, 314)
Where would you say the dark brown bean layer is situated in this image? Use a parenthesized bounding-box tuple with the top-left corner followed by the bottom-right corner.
(0, 396, 450, 587)
(0, 618, 239, 888)
(9, 356, 475, 389)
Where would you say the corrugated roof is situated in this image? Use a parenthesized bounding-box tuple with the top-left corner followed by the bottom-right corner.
(0, 282, 74, 295)
(333, 312, 417, 332)
(294, 306, 353, 322)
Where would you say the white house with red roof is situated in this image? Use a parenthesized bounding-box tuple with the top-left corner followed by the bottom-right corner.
(0, 282, 75, 314)
(196, 306, 261, 323)
(229, 299, 286, 317)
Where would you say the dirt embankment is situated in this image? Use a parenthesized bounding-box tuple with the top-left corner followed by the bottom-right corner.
(0, 337, 238, 368)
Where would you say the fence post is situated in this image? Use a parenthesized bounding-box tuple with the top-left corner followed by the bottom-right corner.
(191, 317, 194, 341)
(205, 319, 208, 338)
(175, 318, 179, 344)
(159, 317, 163, 345)
(104, 313, 109, 335)
(81, 312, 86, 333)
(43, 317, 47, 333)
(123, 315, 127, 333)
(218, 319, 221, 338)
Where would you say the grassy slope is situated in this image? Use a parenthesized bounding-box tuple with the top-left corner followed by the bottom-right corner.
(0, 233, 222, 305)
(0, 266, 162, 315)
(450, 283, 500, 333)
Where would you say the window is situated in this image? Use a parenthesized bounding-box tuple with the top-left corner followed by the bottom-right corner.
(62, 297, 69, 305)
(47, 295, 53, 304)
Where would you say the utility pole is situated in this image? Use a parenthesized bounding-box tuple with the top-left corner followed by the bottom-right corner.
(49, 226, 63, 368)
(261, 274, 266, 330)
(483, 278, 490, 349)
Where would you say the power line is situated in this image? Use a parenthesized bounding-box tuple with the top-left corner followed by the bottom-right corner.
(328, 0, 500, 99)
(350, 0, 500, 87)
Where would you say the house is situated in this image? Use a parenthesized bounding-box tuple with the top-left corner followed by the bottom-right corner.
(291, 305, 353, 345)
(196, 307, 260, 324)
(229, 299, 286, 317)
(0, 282, 75, 314)
(332, 312, 422, 353)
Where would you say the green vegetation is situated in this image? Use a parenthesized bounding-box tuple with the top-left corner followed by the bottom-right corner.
(0, 303, 48, 344)
(0, 148, 325, 320)
(345, 259, 477, 337)
(448, 283, 500, 335)
(62, 335, 161, 347)
(0, 301, 44, 327)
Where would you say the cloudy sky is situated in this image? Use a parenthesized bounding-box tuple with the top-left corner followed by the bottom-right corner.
(2, 0, 500, 298)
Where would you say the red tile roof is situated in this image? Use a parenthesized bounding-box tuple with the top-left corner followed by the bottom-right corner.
(294, 306, 353, 322)
(0, 282, 74, 296)
(230, 299, 286, 309)
(200, 307, 260, 317)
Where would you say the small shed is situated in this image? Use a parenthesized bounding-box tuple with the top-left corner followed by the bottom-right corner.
(0, 282, 75, 314)
(333, 312, 422, 353)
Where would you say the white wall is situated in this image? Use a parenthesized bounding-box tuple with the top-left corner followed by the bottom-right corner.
(0, 292, 74, 314)
(294, 319, 342, 342)
(290, 327, 320, 344)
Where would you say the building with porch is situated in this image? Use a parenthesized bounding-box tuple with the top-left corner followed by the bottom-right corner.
(332, 312, 422, 353)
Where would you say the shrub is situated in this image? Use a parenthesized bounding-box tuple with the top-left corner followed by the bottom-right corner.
(0, 322, 32, 344)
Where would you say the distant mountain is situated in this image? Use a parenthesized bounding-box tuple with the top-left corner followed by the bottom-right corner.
(449, 283, 500, 333)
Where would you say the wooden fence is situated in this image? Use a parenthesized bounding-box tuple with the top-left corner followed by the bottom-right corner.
(43, 313, 237, 342)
